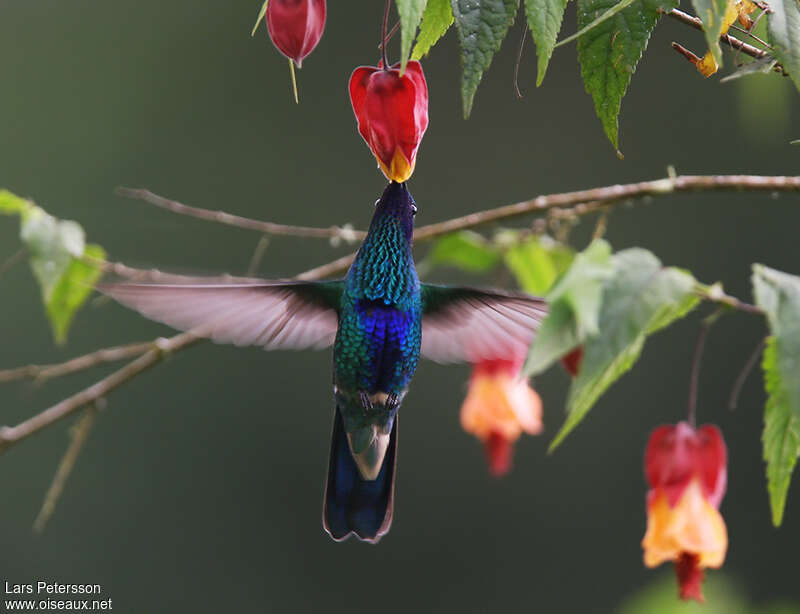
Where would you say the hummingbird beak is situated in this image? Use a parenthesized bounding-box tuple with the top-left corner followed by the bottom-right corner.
(346, 424, 392, 481)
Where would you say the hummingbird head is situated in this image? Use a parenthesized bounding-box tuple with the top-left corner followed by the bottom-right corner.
(371, 181, 417, 241)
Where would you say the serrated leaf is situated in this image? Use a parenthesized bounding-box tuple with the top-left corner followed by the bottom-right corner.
(0, 189, 32, 215)
(452, 0, 520, 117)
(252, 0, 269, 37)
(524, 239, 613, 377)
(762, 337, 800, 526)
(549, 248, 698, 451)
(577, 0, 677, 151)
(720, 56, 779, 82)
(767, 0, 800, 93)
(47, 244, 106, 344)
(555, 0, 638, 48)
(397, 0, 428, 72)
(505, 236, 575, 295)
(424, 230, 500, 272)
(691, 0, 730, 67)
(413, 0, 454, 59)
(525, 0, 570, 85)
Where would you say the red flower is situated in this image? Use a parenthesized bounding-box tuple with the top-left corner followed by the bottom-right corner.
(266, 0, 326, 67)
(641, 422, 728, 602)
(349, 61, 429, 183)
(459, 358, 543, 476)
(561, 346, 583, 377)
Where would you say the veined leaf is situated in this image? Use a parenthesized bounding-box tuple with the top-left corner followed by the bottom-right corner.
(555, 0, 638, 48)
(423, 230, 500, 272)
(762, 337, 800, 526)
(577, 0, 677, 152)
(452, 0, 520, 117)
(504, 235, 575, 295)
(767, 0, 800, 93)
(525, 0, 570, 85)
(524, 238, 613, 377)
(413, 0, 454, 59)
(753, 265, 800, 420)
(252, 0, 269, 37)
(397, 0, 428, 72)
(691, 0, 730, 68)
(550, 248, 698, 451)
(0, 190, 32, 215)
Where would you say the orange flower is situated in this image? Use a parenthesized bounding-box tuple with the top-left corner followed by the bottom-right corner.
(349, 61, 429, 183)
(641, 422, 728, 602)
(460, 359, 543, 476)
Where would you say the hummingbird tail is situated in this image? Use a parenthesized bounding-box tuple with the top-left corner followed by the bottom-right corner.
(323, 406, 397, 543)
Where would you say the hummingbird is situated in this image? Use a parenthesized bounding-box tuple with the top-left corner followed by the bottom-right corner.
(102, 181, 547, 543)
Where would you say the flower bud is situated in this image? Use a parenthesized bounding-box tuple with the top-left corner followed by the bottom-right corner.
(266, 0, 326, 67)
(349, 61, 429, 183)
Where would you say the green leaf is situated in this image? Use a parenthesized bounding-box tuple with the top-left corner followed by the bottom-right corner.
(451, 0, 520, 117)
(691, 0, 729, 67)
(524, 239, 613, 377)
(397, 0, 428, 72)
(0, 189, 32, 215)
(19, 206, 104, 344)
(525, 0, 570, 85)
(424, 231, 500, 272)
(252, 0, 269, 37)
(555, 0, 638, 48)
(753, 264, 800, 420)
(762, 337, 800, 526)
(767, 0, 800, 93)
(719, 56, 779, 83)
(577, 0, 677, 151)
(550, 248, 698, 451)
(412, 0, 454, 59)
(504, 236, 574, 295)
(46, 244, 107, 344)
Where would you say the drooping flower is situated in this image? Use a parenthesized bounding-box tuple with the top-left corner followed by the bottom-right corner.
(561, 346, 583, 377)
(460, 358, 543, 476)
(266, 0, 326, 67)
(349, 61, 429, 183)
(641, 422, 728, 602)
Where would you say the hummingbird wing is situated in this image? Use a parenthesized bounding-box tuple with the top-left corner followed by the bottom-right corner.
(419, 285, 548, 364)
(100, 280, 343, 351)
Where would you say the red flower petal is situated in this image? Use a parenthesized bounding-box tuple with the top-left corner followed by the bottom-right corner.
(266, 0, 326, 67)
(561, 346, 583, 377)
(485, 430, 514, 476)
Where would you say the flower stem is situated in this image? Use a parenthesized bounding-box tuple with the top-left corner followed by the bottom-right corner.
(288, 59, 298, 104)
(381, 0, 391, 68)
(687, 309, 724, 427)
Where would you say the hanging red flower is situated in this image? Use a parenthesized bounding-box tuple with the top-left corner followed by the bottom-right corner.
(266, 0, 326, 67)
(641, 421, 728, 602)
(459, 358, 543, 476)
(349, 61, 429, 183)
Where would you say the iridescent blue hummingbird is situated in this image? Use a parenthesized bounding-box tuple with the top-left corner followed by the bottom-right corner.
(103, 181, 546, 543)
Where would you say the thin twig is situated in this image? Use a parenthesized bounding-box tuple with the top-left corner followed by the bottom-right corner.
(0, 248, 25, 282)
(246, 234, 270, 276)
(116, 187, 365, 242)
(0, 341, 154, 383)
(729, 336, 768, 410)
(514, 25, 527, 99)
(381, 0, 391, 67)
(378, 20, 401, 51)
(666, 8, 787, 75)
(33, 405, 99, 533)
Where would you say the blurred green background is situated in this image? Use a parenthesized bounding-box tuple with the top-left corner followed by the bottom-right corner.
(1, 1, 799, 612)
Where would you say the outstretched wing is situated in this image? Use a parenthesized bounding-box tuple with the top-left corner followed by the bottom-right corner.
(420, 285, 547, 364)
(101, 280, 343, 351)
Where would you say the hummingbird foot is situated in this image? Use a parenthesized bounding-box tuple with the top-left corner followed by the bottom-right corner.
(358, 390, 374, 410)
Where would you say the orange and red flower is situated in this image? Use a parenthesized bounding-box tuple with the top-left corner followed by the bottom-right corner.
(459, 358, 543, 476)
(349, 61, 429, 183)
(641, 422, 728, 602)
(266, 0, 326, 67)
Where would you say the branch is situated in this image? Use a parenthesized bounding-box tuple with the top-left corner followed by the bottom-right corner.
(0, 341, 154, 383)
(116, 187, 366, 243)
(1, 174, 792, 455)
(665, 8, 787, 75)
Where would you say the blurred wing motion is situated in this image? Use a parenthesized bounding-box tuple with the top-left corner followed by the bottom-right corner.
(420, 285, 548, 364)
(100, 281, 343, 351)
